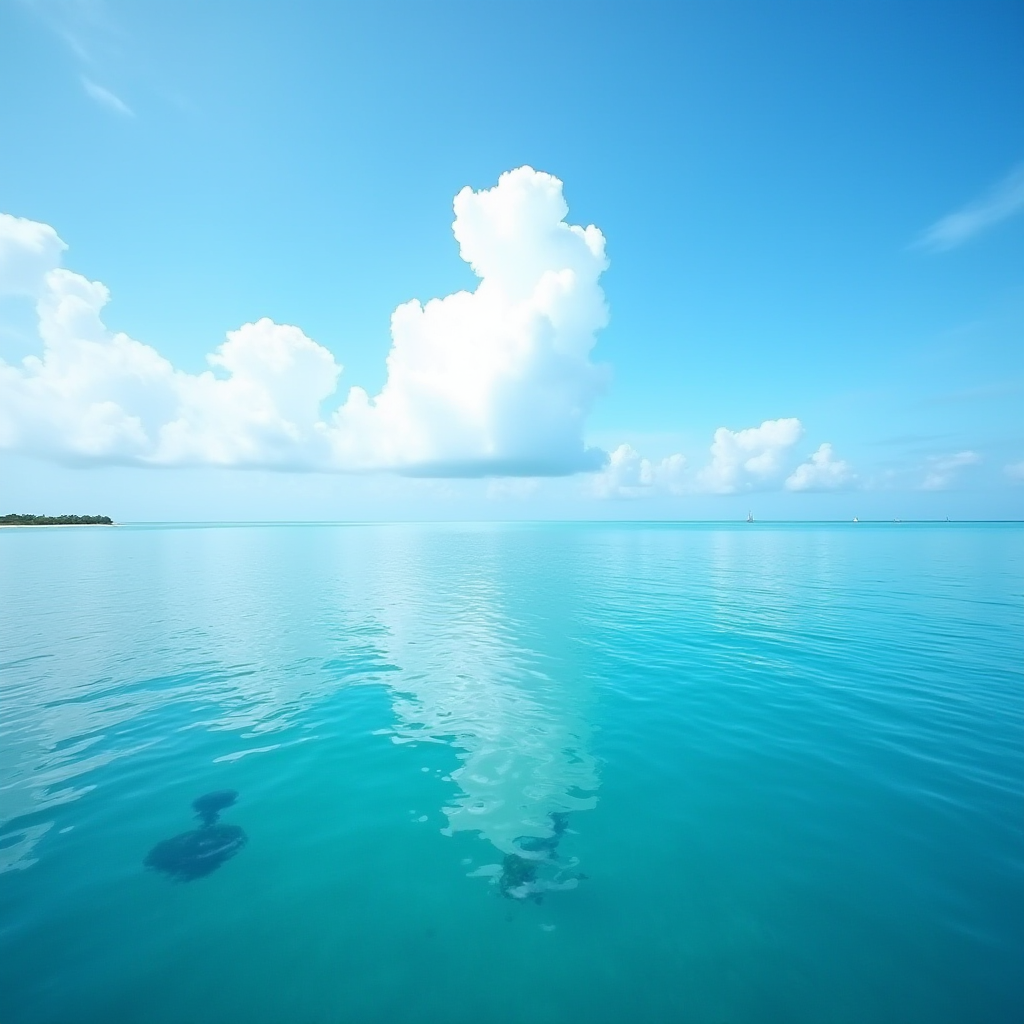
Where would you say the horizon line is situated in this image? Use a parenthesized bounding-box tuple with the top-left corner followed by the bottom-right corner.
(5, 518, 1019, 527)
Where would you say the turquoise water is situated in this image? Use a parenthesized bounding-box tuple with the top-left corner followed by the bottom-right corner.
(1, 522, 1021, 1024)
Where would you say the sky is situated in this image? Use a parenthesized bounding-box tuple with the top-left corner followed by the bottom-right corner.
(1, 0, 1022, 521)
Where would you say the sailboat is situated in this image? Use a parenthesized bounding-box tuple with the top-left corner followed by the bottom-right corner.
(746, 511, 754, 523)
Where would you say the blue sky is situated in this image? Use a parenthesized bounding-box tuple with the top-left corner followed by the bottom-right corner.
(1, 0, 1022, 520)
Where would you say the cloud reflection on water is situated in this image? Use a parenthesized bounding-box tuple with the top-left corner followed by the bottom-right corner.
(0, 525, 601, 881)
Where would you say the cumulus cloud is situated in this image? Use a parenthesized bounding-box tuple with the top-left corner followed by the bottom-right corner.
(921, 451, 980, 491)
(914, 163, 1024, 252)
(596, 426, 853, 499)
(593, 443, 687, 498)
(0, 214, 67, 297)
(696, 417, 804, 494)
(0, 167, 610, 476)
(1006, 460, 1024, 484)
(785, 442, 855, 492)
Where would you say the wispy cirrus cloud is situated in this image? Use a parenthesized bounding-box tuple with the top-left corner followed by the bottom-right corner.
(914, 163, 1024, 252)
(23, 1, 136, 115)
(921, 451, 980, 491)
(26, 0, 107, 64)
(81, 76, 132, 116)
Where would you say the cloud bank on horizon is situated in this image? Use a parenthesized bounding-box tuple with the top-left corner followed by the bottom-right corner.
(0, 166, 857, 493)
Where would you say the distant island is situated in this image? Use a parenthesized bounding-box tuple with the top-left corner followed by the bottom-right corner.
(1, 514, 114, 526)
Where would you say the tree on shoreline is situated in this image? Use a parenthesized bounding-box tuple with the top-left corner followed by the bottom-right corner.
(1, 514, 113, 525)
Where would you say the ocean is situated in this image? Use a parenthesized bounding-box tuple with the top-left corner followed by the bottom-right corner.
(1, 522, 1021, 1024)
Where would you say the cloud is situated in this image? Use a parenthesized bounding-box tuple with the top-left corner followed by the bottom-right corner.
(0, 214, 67, 296)
(696, 417, 804, 494)
(1003, 460, 1024, 484)
(81, 77, 133, 116)
(593, 444, 686, 498)
(785, 443, 855, 492)
(914, 163, 1024, 252)
(29, 0, 119, 66)
(596, 428, 853, 499)
(329, 168, 610, 476)
(0, 167, 610, 476)
(921, 451, 980, 491)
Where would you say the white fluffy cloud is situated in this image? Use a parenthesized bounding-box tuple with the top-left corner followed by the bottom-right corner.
(595, 423, 854, 499)
(921, 451, 980, 491)
(696, 417, 804, 494)
(593, 443, 687, 498)
(785, 442, 855, 491)
(0, 167, 609, 476)
(1, 267, 341, 466)
(0, 214, 66, 297)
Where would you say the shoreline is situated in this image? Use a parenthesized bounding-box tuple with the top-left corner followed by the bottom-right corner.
(0, 523, 119, 529)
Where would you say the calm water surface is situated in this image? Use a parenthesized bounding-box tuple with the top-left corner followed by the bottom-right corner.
(1, 523, 1021, 1024)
